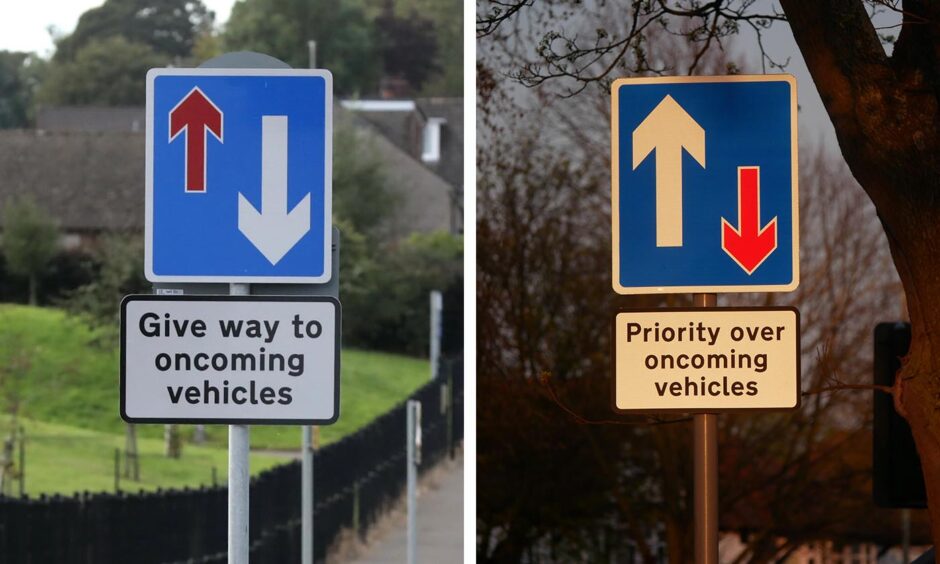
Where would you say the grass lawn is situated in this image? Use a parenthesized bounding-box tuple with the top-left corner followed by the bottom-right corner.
(0, 304, 430, 493)
(3, 417, 285, 496)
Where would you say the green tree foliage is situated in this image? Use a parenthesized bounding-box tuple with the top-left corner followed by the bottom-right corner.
(0, 52, 45, 128)
(344, 231, 462, 355)
(65, 235, 148, 343)
(1, 198, 59, 306)
(37, 0, 213, 106)
(386, 0, 462, 96)
(39, 37, 168, 106)
(53, 0, 213, 63)
(329, 117, 461, 355)
(375, 7, 440, 92)
(332, 121, 399, 239)
(223, 0, 380, 95)
(223, 0, 461, 96)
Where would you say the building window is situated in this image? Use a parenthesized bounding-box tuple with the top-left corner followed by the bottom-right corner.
(422, 117, 446, 163)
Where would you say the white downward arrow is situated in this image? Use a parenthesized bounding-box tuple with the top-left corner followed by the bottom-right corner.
(238, 115, 311, 265)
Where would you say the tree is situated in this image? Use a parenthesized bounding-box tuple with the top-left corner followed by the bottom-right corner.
(347, 231, 462, 355)
(53, 0, 213, 63)
(1, 198, 59, 306)
(394, 0, 463, 95)
(375, 5, 441, 92)
(66, 234, 148, 342)
(480, 0, 940, 549)
(0, 52, 44, 128)
(39, 37, 168, 106)
(223, 0, 380, 95)
(332, 119, 400, 240)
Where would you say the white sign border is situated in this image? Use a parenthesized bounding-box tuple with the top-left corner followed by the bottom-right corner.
(120, 294, 341, 425)
(611, 74, 800, 294)
(144, 67, 334, 284)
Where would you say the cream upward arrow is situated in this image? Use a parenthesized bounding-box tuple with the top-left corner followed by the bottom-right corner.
(632, 95, 705, 247)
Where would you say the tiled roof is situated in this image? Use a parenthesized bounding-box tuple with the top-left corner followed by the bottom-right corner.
(0, 129, 144, 231)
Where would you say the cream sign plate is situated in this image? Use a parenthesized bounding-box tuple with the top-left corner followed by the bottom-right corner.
(613, 307, 799, 412)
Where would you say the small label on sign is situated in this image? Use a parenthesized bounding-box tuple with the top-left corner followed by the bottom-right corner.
(155, 288, 184, 295)
(613, 307, 799, 412)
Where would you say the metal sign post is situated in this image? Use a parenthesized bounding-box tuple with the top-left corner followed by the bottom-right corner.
(430, 290, 443, 379)
(406, 399, 422, 564)
(228, 283, 250, 564)
(692, 293, 718, 564)
(302, 425, 314, 564)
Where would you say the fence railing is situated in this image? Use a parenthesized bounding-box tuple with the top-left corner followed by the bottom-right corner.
(0, 356, 463, 564)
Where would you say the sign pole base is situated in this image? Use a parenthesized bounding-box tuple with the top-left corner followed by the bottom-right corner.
(693, 293, 718, 564)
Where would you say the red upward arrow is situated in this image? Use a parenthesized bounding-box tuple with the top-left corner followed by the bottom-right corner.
(721, 167, 777, 274)
(169, 87, 223, 192)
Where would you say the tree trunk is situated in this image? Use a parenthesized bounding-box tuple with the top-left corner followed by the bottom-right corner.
(164, 424, 182, 459)
(27, 274, 37, 306)
(780, 0, 940, 545)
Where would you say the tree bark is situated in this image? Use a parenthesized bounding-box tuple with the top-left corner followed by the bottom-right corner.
(781, 0, 940, 545)
(27, 275, 37, 306)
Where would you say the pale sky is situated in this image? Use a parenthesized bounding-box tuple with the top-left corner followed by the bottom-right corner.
(0, 0, 238, 57)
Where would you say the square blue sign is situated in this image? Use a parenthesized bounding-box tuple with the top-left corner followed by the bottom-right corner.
(146, 68, 332, 283)
(612, 75, 798, 294)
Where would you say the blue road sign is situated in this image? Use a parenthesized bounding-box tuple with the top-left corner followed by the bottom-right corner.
(146, 68, 332, 283)
(611, 75, 798, 294)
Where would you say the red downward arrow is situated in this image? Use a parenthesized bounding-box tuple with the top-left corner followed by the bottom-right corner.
(721, 167, 777, 274)
(169, 87, 223, 192)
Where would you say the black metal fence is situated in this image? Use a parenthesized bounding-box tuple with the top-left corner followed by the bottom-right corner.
(0, 357, 463, 564)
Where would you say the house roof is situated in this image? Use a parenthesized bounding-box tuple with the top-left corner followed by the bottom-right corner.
(37, 106, 146, 133)
(341, 97, 464, 191)
(336, 106, 456, 236)
(0, 104, 458, 236)
(0, 129, 144, 231)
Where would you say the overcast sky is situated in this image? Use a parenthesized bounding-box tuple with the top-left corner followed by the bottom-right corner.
(1, 0, 237, 57)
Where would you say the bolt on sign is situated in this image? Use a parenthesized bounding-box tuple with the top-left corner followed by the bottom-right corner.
(612, 308, 800, 412)
(611, 75, 799, 294)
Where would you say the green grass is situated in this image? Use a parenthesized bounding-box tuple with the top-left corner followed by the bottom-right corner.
(4, 417, 285, 496)
(0, 304, 429, 493)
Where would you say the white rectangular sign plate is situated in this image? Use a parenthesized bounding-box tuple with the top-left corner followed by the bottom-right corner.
(121, 295, 340, 424)
(613, 307, 799, 412)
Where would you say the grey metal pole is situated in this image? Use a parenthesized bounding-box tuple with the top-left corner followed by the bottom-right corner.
(430, 290, 442, 380)
(693, 293, 718, 564)
(229, 282, 251, 564)
(406, 400, 418, 564)
(302, 425, 314, 564)
(308, 40, 317, 69)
